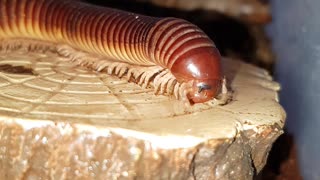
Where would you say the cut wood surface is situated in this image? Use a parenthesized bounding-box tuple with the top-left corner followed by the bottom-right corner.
(0, 50, 285, 179)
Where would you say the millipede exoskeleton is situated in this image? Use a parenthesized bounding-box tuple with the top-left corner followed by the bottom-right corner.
(0, 0, 228, 105)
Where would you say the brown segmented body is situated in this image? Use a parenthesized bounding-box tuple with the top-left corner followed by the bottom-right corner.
(0, 0, 224, 104)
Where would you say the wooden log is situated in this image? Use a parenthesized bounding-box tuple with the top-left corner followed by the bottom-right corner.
(0, 50, 285, 179)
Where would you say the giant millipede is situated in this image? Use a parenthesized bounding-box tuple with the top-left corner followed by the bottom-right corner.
(0, 0, 228, 105)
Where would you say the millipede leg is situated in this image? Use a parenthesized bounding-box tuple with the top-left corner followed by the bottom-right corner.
(0, 38, 57, 53)
(209, 77, 232, 106)
(138, 66, 163, 88)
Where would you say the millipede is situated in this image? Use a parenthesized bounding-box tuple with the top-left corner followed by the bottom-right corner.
(0, 0, 229, 105)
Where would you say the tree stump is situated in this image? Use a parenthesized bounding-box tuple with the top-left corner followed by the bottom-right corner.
(0, 50, 285, 179)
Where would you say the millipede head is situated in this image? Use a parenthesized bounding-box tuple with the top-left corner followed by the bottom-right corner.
(187, 79, 222, 103)
(171, 47, 222, 104)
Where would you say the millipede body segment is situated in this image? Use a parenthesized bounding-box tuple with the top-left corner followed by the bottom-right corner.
(0, 0, 223, 104)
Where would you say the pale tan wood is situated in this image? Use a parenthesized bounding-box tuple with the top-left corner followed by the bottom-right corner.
(0, 50, 285, 179)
